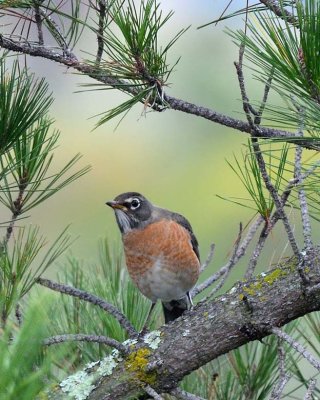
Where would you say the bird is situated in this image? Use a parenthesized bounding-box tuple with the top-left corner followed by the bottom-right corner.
(106, 192, 200, 325)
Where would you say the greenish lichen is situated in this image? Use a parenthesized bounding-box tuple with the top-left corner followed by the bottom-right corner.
(60, 370, 95, 400)
(97, 352, 120, 377)
(125, 347, 157, 385)
(243, 281, 263, 296)
(58, 348, 123, 399)
(262, 268, 287, 285)
(143, 330, 161, 350)
(240, 267, 288, 299)
(203, 311, 209, 318)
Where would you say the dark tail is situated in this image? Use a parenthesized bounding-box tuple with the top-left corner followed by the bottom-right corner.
(162, 293, 192, 323)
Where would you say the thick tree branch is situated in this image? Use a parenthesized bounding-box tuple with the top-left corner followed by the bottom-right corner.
(48, 253, 320, 399)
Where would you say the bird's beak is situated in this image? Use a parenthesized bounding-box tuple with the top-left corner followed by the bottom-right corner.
(106, 200, 127, 211)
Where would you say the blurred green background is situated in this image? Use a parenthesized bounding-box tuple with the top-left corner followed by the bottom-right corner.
(2, 1, 300, 280)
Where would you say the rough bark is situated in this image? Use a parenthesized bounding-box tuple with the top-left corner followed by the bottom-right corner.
(48, 254, 320, 399)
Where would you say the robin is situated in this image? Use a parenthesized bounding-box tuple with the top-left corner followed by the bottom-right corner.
(106, 192, 200, 324)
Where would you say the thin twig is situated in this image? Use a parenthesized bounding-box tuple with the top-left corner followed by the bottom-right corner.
(259, 0, 298, 25)
(37, 277, 137, 338)
(43, 334, 127, 353)
(200, 243, 215, 273)
(234, 43, 254, 127)
(37, 8, 74, 57)
(193, 216, 263, 297)
(144, 385, 164, 400)
(304, 378, 317, 400)
(277, 337, 286, 376)
(254, 72, 274, 125)
(269, 335, 291, 400)
(171, 387, 206, 400)
(245, 171, 303, 279)
(245, 221, 269, 279)
(271, 327, 320, 372)
(205, 223, 243, 299)
(251, 138, 300, 259)
(269, 373, 291, 400)
(96, 0, 107, 64)
(294, 112, 313, 254)
(234, 37, 300, 259)
(33, 1, 44, 45)
(3, 172, 29, 245)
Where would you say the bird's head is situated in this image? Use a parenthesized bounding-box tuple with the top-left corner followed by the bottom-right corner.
(106, 192, 153, 233)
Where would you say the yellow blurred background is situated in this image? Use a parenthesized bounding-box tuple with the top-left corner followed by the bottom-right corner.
(2, 1, 304, 282)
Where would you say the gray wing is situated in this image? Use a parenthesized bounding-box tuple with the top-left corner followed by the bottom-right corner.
(170, 212, 200, 262)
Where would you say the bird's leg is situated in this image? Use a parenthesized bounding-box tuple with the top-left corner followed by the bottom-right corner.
(187, 291, 194, 309)
(140, 302, 156, 336)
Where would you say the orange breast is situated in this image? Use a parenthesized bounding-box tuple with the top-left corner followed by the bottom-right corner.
(122, 220, 200, 302)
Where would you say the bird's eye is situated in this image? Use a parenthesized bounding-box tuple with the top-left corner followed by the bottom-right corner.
(130, 198, 141, 210)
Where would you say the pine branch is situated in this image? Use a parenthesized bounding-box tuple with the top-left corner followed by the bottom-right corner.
(0, 36, 319, 150)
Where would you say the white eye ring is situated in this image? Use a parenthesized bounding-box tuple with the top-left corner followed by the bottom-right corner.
(130, 198, 141, 210)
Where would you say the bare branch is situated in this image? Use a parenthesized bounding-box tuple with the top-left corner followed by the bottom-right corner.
(33, 1, 44, 45)
(234, 36, 299, 259)
(269, 372, 290, 400)
(171, 387, 206, 400)
(37, 277, 137, 338)
(294, 112, 313, 254)
(144, 385, 164, 400)
(96, 0, 107, 64)
(251, 138, 300, 258)
(245, 171, 304, 279)
(200, 243, 215, 273)
(304, 378, 317, 400)
(245, 221, 269, 279)
(43, 334, 127, 354)
(269, 337, 291, 400)
(37, 6, 72, 55)
(193, 216, 263, 296)
(235, 43, 254, 127)
(271, 327, 320, 372)
(205, 223, 243, 299)
(259, 0, 298, 25)
(295, 145, 313, 249)
(3, 172, 29, 245)
(254, 72, 274, 125)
